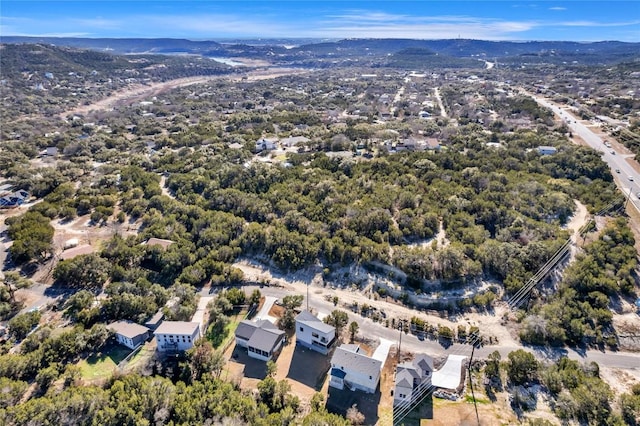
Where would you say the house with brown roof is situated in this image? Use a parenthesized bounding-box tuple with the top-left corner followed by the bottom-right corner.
(143, 238, 175, 250)
(108, 321, 150, 350)
(235, 319, 285, 361)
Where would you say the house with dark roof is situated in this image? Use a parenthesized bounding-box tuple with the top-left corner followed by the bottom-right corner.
(393, 353, 434, 406)
(235, 319, 285, 361)
(329, 344, 382, 394)
(255, 138, 278, 152)
(144, 310, 165, 330)
(154, 321, 201, 352)
(295, 310, 336, 355)
(108, 321, 150, 350)
(0, 190, 29, 209)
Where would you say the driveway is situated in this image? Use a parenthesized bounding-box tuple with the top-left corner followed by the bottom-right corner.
(432, 354, 467, 390)
(191, 296, 214, 333)
(371, 337, 394, 369)
(254, 296, 278, 322)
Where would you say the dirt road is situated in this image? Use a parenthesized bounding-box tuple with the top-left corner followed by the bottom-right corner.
(61, 67, 310, 118)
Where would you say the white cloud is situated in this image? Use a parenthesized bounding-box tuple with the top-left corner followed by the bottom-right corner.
(549, 7, 567, 11)
(560, 19, 640, 27)
(312, 12, 538, 40)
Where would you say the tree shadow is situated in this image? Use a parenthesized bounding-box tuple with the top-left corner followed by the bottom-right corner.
(287, 345, 330, 390)
(229, 346, 269, 380)
(326, 386, 380, 426)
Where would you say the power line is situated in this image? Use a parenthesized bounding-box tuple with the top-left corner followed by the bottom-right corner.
(393, 195, 625, 425)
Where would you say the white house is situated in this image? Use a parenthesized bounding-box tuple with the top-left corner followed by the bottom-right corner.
(108, 321, 150, 350)
(393, 353, 434, 406)
(295, 310, 336, 355)
(537, 145, 557, 155)
(255, 138, 278, 152)
(154, 321, 201, 352)
(234, 319, 285, 361)
(329, 344, 382, 394)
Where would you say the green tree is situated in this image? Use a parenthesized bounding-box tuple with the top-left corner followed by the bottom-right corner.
(349, 321, 359, 343)
(324, 310, 349, 338)
(278, 295, 304, 331)
(53, 253, 111, 289)
(310, 392, 325, 412)
(266, 360, 277, 378)
(507, 349, 538, 386)
(6, 211, 54, 264)
(186, 340, 225, 381)
(8, 310, 41, 340)
(484, 350, 501, 387)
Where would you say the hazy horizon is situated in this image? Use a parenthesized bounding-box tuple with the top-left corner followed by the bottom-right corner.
(2, 1, 639, 43)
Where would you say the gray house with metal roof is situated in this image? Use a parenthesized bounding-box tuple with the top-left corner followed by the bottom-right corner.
(329, 344, 382, 394)
(235, 319, 285, 361)
(295, 310, 336, 355)
(108, 320, 150, 350)
(393, 353, 433, 406)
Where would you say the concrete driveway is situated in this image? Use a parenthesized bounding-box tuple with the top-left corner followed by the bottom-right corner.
(254, 295, 278, 322)
(432, 354, 467, 390)
(372, 337, 394, 369)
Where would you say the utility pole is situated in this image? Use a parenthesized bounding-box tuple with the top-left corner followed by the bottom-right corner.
(397, 319, 405, 363)
(468, 340, 480, 426)
(306, 282, 309, 311)
(625, 187, 632, 210)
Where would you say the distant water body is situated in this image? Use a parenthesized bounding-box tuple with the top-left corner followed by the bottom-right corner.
(210, 57, 244, 67)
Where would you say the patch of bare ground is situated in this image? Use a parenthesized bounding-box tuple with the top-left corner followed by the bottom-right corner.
(427, 398, 520, 426)
(600, 366, 640, 396)
(61, 68, 309, 118)
(235, 259, 520, 349)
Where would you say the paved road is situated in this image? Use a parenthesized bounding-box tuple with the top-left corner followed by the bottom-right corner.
(530, 94, 640, 207)
(0, 224, 8, 277)
(249, 284, 640, 371)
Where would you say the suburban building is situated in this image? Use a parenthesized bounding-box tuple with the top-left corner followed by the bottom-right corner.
(255, 138, 277, 152)
(142, 238, 175, 250)
(154, 321, 201, 352)
(0, 190, 29, 209)
(537, 145, 558, 155)
(145, 310, 165, 330)
(108, 321, 150, 350)
(329, 344, 382, 394)
(295, 310, 336, 355)
(59, 245, 95, 261)
(234, 319, 285, 361)
(393, 353, 434, 406)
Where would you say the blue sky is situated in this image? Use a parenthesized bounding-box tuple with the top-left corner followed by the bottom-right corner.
(1, 1, 639, 42)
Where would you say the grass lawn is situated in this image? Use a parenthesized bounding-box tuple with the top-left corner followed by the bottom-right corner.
(78, 344, 131, 380)
(209, 310, 248, 350)
(125, 343, 154, 371)
(210, 316, 241, 349)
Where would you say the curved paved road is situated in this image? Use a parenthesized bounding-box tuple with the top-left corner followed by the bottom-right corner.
(529, 93, 640, 208)
(244, 283, 640, 371)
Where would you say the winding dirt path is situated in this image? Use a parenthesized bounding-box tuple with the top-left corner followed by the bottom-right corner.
(60, 68, 310, 118)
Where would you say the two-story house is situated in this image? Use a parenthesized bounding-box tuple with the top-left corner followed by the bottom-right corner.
(154, 321, 201, 352)
(295, 310, 336, 355)
(329, 344, 382, 394)
(393, 353, 434, 406)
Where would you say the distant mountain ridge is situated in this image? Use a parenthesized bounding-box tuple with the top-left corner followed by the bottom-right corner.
(2, 36, 639, 65)
(0, 37, 226, 55)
